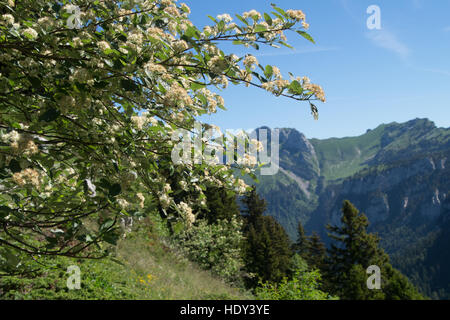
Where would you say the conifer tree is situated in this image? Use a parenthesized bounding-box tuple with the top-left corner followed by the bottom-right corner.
(200, 186, 241, 224)
(307, 232, 327, 271)
(294, 222, 327, 279)
(325, 200, 423, 300)
(242, 187, 293, 287)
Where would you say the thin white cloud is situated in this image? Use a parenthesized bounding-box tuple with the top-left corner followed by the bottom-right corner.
(416, 67, 450, 77)
(366, 29, 410, 60)
(253, 46, 340, 58)
(444, 26, 450, 32)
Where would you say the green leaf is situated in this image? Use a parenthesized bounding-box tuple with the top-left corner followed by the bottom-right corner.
(264, 65, 273, 79)
(100, 219, 115, 232)
(254, 24, 267, 33)
(235, 14, 249, 26)
(264, 13, 273, 26)
(217, 20, 225, 31)
(190, 82, 206, 91)
(279, 41, 294, 49)
(184, 26, 196, 38)
(272, 5, 287, 18)
(288, 80, 303, 95)
(296, 31, 315, 44)
(207, 15, 218, 24)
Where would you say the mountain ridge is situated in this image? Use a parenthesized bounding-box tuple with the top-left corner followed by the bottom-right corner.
(250, 118, 450, 299)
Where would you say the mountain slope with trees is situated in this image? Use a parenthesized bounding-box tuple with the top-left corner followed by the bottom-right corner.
(251, 119, 450, 299)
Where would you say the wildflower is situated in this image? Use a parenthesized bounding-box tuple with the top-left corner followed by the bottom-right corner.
(149, 117, 158, 126)
(179, 201, 195, 227)
(38, 16, 54, 29)
(236, 178, 248, 194)
(272, 66, 282, 79)
(179, 180, 188, 191)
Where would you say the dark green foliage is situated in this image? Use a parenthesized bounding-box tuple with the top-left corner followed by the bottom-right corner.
(325, 200, 424, 300)
(293, 222, 327, 273)
(255, 255, 337, 300)
(199, 186, 241, 224)
(241, 187, 293, 288)
(391, 193, 450, 299)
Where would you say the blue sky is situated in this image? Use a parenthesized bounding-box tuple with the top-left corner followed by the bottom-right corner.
(189, 0, 450, 139)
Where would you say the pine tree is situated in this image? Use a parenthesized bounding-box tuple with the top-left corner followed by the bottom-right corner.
(308, 232, 327, 272)
(325, 200, 423, 300)
(293, 222, 308, 254)
(294, 222, 327, 272)
(242, 187, 293, 288)
(200, 186, 240, 224)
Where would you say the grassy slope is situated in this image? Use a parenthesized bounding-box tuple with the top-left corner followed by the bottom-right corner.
(310, 124, 386, 181)
(0, 215, 252, 300)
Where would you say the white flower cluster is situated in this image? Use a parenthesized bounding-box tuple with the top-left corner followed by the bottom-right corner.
(216, 14, 233, 23)
(199, 88, 225, 113)
(137, 193, 145, 209)
(1, 14, 14, 25)
(1, 130, 39, 156)
(208, 56, 229, 74)
(235, 178, 248, 194)
(243, 55, 258, 70)
(243, 9, 261, 20)
(164, 82, 193, 108)
(262, 79, 290, 94)
(12, 168, 42, 188)
(131, 112, 151, 130)
(178, 201, 195, 227)
(302, 76, 326, 102)
(22, 27, 38, 40)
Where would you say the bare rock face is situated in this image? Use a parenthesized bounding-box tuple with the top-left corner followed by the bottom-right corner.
(278, 128, 320, 181)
